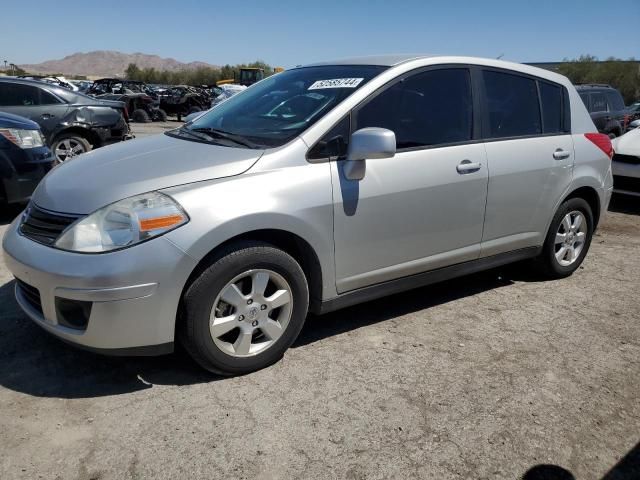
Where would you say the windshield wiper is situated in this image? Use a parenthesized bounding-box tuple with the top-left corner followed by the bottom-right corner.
(190, 127, 260, 148)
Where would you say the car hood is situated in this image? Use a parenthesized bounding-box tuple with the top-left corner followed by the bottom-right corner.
(613, 128, 640, 157)
(0, 111, 40, 130)
(32, 133, 264, 214)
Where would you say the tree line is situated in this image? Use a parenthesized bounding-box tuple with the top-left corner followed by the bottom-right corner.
(555, 55, 639, 104)
(124, 61, 275, 86)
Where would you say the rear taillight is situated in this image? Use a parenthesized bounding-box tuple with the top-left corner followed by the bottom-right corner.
(584, 133, 613, 159)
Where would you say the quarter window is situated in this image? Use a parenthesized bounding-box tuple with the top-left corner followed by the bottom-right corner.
(483, 70, 541, 138)
(355, 68, 473, 149)
(308, 116, 350, 160)
(539, 82, 563, 134)
(40, 90, 61, 105)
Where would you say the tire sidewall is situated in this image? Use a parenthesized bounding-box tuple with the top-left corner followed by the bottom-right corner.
(543, 198, 594, 277)
(183, 244, 309, 375)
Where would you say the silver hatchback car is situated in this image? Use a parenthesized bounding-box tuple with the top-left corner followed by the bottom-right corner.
(3, 55, 614, 374)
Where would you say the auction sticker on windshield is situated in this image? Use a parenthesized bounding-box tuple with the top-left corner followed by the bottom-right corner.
(308, 78, 364, 90)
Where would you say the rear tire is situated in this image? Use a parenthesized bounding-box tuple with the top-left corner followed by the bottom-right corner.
(180, 241, 309, 375)
(534, 198, 594, 279)
(153, 108, 168, 122)
(51, 134, 91, 164)
(131, 109, 151, 123)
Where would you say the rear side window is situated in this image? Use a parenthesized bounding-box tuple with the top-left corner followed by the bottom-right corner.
(40, 90, 61, 105)
(605, 90, 624, 111)
(590, 92, 608, 112)
(539, 82, 564, 134)
(483, 70, 541, 138)
(355, 68, 473, 149)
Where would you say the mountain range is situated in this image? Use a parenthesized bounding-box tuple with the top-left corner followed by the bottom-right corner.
(19, 51, 218, 78)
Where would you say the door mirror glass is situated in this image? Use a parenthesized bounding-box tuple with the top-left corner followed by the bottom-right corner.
(347, 127, 396, 161)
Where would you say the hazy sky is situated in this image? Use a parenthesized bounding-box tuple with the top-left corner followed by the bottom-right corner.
(2, 0, 638, 67)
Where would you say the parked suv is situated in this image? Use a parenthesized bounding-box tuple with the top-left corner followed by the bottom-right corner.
(0, 112, 53, 205)
(0, 78, 131, 163)
(3, 56, 613, 375)
(576, 84, 628, 138)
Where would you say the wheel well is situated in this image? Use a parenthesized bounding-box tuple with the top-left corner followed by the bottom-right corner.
(54, 127, 100, 148)
(565, 186, 601, 229)
(177, 229, 324, 336)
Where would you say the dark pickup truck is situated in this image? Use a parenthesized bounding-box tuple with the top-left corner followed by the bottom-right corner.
(0, 78, 131, 163)
(576, 84, 629, 138)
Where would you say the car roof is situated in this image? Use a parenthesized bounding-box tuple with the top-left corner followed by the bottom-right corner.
(303, 54, 435, 67)
(300, 55, 572, 87)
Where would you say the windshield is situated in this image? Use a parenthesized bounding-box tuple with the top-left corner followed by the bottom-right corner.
(176, 65, 386, 148)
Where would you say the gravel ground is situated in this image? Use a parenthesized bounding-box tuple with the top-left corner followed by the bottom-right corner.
(0, 130, 638, 479)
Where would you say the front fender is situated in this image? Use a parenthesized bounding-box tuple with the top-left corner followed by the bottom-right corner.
(163, 163, 337, 299)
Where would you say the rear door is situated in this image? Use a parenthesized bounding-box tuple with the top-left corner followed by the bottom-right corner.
(480, 69, 574, 256)
(329, 67, 489, 293)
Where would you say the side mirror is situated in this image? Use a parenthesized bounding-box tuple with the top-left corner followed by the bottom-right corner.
(343, 128, 396, 180)
(629, 119, 640, 129)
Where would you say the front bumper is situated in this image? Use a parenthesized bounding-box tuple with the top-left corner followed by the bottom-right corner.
(2, 218, 197, 354)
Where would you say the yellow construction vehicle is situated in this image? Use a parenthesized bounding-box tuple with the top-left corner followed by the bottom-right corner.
(215, 67, 284, 87)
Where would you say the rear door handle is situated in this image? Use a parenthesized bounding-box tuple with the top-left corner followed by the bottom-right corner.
(456, 160, 482, 174)
(553, 148, 571, 160)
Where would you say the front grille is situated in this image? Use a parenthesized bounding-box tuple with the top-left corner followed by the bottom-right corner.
(613, 153, 640, 165)
(19, 204, 81, 246)
(16, 278, 43, 315)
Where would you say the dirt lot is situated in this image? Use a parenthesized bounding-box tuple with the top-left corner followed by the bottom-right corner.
(0, 127, 638, 479)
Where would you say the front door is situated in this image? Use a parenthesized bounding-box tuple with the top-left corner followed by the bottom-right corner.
(331, 67, 488, 293)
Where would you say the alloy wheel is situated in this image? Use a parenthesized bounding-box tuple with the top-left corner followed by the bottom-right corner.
(54, 138, 86, 163)
(554, 210, 587, 267)
(209, 269, 293, 357)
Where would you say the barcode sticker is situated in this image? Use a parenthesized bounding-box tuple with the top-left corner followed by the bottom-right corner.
(308, 78, 364, 90)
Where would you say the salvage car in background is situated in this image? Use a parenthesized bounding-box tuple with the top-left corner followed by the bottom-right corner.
(577, 84, 629, 138)
(183, 84, 248, 123)
(87, 79, 167, 122)
(160, 85, 211, 121)
(612, 125, 640, 196)
(0, 112, 52, 205)
(0, 78, 130, 163)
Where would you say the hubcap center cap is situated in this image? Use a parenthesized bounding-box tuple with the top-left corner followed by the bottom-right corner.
(246, 306, 260, 321)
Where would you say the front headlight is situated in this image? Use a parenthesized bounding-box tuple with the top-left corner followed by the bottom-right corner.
(55, 192, 188, 253)
(0, 128, 45, 148)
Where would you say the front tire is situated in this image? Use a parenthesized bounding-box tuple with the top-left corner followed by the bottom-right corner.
(534, 198, 594, 278)
(180, 241, 309, 375)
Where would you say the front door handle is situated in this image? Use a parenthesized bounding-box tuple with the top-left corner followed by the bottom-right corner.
(553, 148, 571, 160)
(456, 160, 482, 174)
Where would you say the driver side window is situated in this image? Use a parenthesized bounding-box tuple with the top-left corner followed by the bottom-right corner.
(354, 68, 473, 149)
